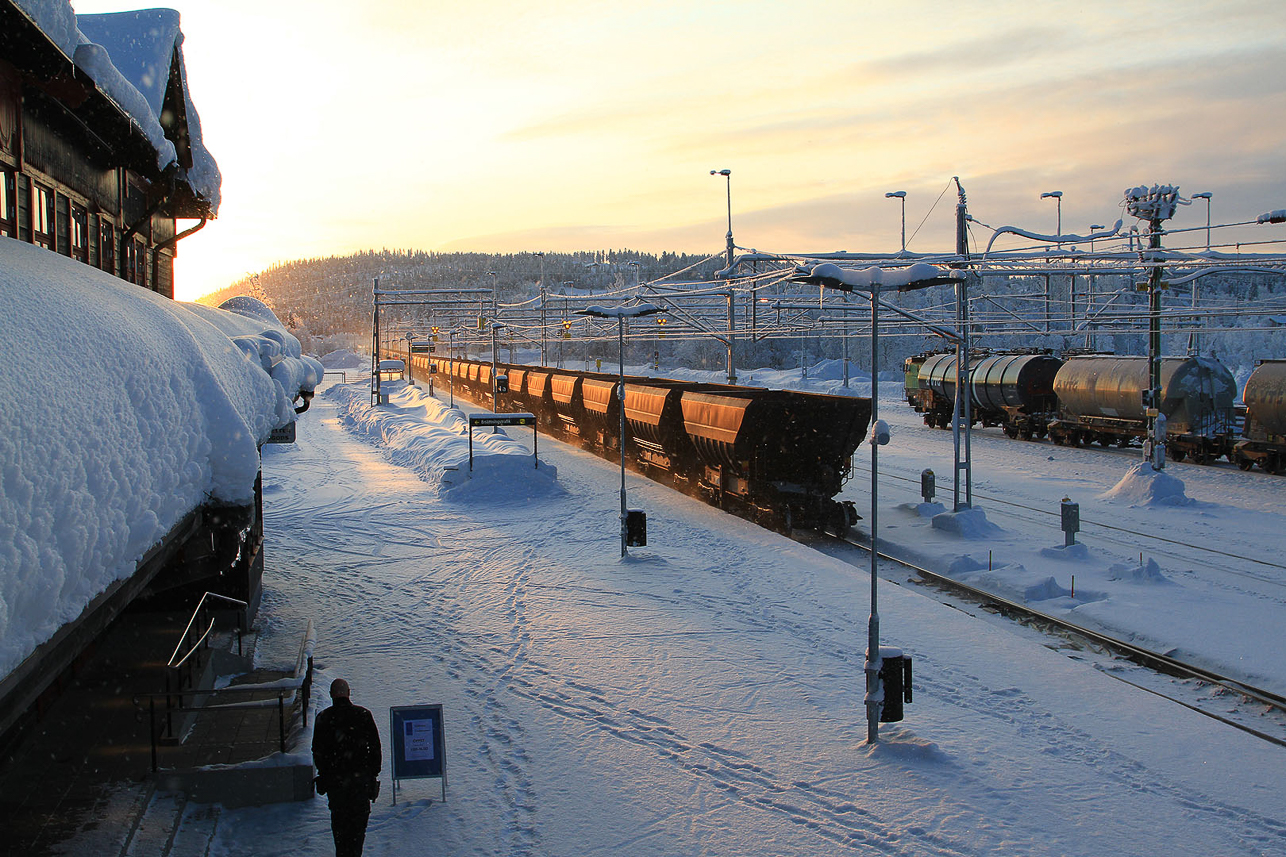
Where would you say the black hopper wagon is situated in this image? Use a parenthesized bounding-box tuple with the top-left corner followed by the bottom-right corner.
(403, 351, 872, 534)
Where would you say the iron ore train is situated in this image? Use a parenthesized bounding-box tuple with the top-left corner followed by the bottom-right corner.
(904, 351, 1286, 473)
(389, 349, 874, 533)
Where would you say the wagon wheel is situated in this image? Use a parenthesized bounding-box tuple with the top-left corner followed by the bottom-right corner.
(1019, 427, 1034, 441)
(1003, 424, 1019, 439)
(1169, 448, 1186, 462)
(1237, 457, 1255, 471)
(830, 503, 851, 539)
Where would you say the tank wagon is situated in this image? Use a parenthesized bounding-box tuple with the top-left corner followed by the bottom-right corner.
(398, 351, 873, 533)
(1234, 359, 1286, 473)
(1048, 356, 1237, 461)
(903, 349, 1285, 472)
(904, 350, 1062, 438)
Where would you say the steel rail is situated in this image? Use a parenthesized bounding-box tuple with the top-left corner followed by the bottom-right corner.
(831, 531, 1286, 746)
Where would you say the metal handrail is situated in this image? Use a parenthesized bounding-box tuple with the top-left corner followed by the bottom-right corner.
(145, 621, 316, 772)
(169, 619, 215, 672)
(168, 591, 248, 668)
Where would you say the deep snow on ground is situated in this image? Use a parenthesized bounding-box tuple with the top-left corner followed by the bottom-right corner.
(184, 362, 1286, 856)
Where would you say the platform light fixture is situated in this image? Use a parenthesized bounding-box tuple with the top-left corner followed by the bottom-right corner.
(579, 303, 663, 558)
(885, 191, 906, 253)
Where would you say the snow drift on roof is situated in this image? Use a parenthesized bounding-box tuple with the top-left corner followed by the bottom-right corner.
(0, 237, 319, 681)
(76, 8, 222, 213)
(12, 2, 221, 212)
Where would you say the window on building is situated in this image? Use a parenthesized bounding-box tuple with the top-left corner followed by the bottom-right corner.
(32, 183, 54, 250)
(136, 240, 149, 288)
(99, 218, 116, 275)
(123, 238, 149, 286)
(56, 193, 70, 256)
(0, 170, 14, 238)
(71, 204, 89, 263)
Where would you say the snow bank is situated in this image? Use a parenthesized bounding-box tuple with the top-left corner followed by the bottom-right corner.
(323, 380, 561, 500)
(1100, 462, 1193, 506)
(931, 506, 1001, 538)
(0, 238, 318, 680)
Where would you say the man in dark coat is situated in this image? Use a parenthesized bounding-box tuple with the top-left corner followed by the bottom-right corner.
(313, 678, 382, 857)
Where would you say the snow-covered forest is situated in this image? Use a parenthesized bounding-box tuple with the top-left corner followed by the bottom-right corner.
(204, 248, 1286, 382)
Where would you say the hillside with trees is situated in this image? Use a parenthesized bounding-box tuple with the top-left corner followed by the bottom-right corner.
(200, 248, 1286, 380)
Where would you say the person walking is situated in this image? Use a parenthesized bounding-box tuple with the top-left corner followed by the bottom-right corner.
(313, 678, 382, 857)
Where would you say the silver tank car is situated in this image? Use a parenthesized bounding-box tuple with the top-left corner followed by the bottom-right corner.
(970, 353, 1063, 437)
(1234, 359, 1286, 473)
(1050, 356, 1237, 459)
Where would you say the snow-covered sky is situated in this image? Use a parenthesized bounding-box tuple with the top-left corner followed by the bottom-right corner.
(67, 0, 1286, 300)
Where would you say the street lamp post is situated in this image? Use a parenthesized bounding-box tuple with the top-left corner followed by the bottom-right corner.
(710, 169, 733, 269)
(790, 261, 960, 743)
(885, 191, 906, 254)
(579, 303, 662, 558)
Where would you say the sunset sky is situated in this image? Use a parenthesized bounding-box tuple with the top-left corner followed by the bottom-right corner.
(71, 0, 1286, 300)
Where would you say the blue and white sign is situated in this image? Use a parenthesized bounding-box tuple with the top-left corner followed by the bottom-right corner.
(390, 704, 447, 803)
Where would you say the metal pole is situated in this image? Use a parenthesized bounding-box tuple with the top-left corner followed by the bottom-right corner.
(619, 318, 628, 558)
(725, 173, 734, 270)
(866, 286, 881, 744)
(955, 178, 974, 508)
(842, 292, 849, 388)
(541, 285, 548, 365)
(900, 196, 906, 254)
(726, 291, 737, 383)
(1148, 218, 1165, 470)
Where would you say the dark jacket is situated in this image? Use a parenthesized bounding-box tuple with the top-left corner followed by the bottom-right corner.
(313, 698, 382, 798)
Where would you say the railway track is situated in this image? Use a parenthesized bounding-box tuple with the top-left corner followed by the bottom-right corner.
(812, 530, 1286, 748)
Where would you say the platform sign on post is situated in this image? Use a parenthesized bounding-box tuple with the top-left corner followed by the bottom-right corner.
(467, 412, 538, 472)
(390, 704, 447, 804)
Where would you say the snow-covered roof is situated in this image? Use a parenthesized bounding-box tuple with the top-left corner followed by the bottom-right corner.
(9, 1, 221, 215)
(0, 237, 320, 680)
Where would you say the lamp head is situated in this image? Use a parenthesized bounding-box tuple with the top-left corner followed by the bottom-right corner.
(1192, 192, 1212, 199)
(885, 191, 906, 199)
(711, 169, 731, 176)
(1041, 191, 1063, 199)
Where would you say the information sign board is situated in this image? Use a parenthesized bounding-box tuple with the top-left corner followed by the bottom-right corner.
(266, 421, 296, 444)
(469, 413, 535, 427)
(389, 704, 447, 803)
(466, 413, 539, 471)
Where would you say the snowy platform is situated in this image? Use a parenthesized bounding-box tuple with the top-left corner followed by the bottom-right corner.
(180, 378, 1286, 857)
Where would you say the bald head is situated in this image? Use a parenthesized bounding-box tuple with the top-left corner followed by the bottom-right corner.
(330, 678, 351, 700)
